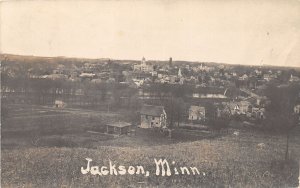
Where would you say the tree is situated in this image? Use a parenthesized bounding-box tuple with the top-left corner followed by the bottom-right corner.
(265, 83, 300, 160)
(173, 97, 186, 127)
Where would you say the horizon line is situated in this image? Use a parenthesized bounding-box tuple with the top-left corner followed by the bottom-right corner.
(1, 53, 300, 69)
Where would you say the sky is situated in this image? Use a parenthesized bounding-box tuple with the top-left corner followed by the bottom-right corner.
(1, 0, 300, 67)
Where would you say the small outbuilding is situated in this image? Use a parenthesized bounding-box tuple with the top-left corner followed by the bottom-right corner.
(106, 122, 131, 135)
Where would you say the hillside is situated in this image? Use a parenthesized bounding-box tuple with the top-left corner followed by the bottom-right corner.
(2, 130, 300, 188)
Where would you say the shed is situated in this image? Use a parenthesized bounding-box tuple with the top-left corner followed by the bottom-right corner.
(106, 122, 131, 135)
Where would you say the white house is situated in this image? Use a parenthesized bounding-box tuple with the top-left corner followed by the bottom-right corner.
(294, 105, 300, 124)
(294, 105, 300, 114)
(188, 106, 206, 121)
(238, 101, 251, 114)
(54, 100, 66, 108)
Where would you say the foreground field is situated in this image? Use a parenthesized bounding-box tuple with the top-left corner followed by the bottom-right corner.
(2, 135, 300, 188)
(2, 104, 300, 187)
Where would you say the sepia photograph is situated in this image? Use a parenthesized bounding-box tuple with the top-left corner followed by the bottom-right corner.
(1, 0, 300, 187)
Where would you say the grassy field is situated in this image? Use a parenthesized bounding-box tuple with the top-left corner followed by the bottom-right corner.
(1, 104, 300, 187)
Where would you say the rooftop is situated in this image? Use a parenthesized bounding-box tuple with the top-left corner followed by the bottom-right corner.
(140, 105, 165, 116)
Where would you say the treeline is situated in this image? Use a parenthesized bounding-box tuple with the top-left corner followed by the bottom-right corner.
(1, 75, 140, 110)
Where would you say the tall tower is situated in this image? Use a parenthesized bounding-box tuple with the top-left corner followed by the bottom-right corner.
(141, 57, 146, 65)
(169, 57, 172, 67)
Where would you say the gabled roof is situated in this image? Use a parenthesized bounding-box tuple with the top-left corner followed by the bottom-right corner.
(141, 105, 165, 116)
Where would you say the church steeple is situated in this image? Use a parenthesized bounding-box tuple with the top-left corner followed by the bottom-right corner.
(178, 68, 182, 77)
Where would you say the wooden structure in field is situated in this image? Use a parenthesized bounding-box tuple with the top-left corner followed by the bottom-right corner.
(106, 122, 131, 135)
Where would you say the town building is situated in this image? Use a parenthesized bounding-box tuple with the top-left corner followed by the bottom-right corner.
(133, 57, 154, 72)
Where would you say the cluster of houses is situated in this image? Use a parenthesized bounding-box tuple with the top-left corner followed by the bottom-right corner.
(50, 97, 299, 136)
(4, 56, 300, 131)
(217, 100, 266, 120)
(105, 100, 300, 135)
(30, 56, 300, 92)
(130, 58, 300, 89)
(137, 100, 267, 130)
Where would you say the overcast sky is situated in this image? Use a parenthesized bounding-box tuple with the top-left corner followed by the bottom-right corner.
(1, 0, 300, 67)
